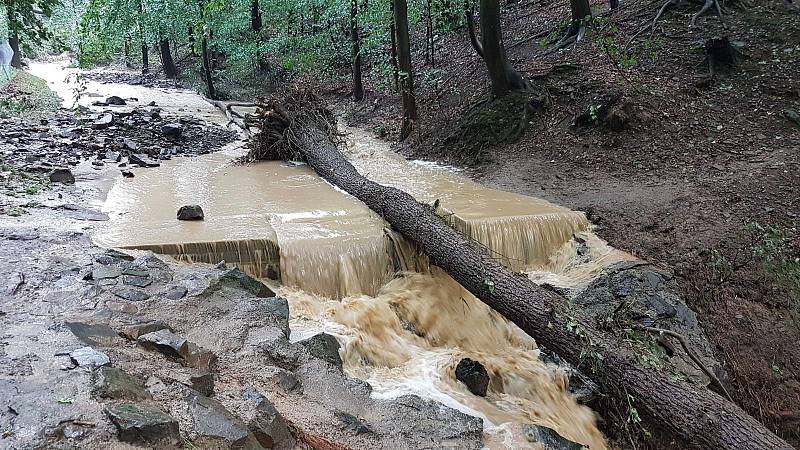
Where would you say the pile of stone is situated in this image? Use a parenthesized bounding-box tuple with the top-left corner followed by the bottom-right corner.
(0, 107, 236, 177)
(83, 70, 185, 90)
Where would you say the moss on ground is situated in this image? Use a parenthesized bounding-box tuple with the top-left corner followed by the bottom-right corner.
(0, 70, 61, 121)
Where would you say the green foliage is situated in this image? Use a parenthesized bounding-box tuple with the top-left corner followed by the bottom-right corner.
(2, 0, 61, 53)
(746, 222, 800, 309)
(589, 16, 637, 70)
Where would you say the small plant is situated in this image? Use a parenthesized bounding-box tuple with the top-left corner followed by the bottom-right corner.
(747, 223, 800, 310)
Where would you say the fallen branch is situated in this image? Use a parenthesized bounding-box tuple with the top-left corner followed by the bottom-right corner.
(637, 325, 733, 402)
(247, 89, 794, 450)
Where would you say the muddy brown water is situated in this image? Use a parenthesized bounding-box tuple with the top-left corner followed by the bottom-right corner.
(34, 62, 633, 448)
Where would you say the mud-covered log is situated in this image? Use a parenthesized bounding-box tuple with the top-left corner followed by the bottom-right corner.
(248, 90, 793, 450)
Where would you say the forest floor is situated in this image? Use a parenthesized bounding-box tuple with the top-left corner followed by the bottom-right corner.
(335, 0, 800, 446)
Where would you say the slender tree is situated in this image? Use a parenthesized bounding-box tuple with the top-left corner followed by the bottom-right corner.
(159, 38, 176, 78)
(478, 0, 527, 96)
(250, 0, 261, 31)
(2, 0, 58, 68)
(393, 0, 416, 139)
(350, 0, 364, 101)
(464, 0, 483, 58)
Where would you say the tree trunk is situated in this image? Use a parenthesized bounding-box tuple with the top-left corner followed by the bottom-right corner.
(253, 101, 796, 450)
(389, 12, 399, 92)
(124, 39, 133, 68)
(464, 0, 484, 58)
(251, 0, 263, 31)
(9, 35, 21, 69)
(425, 0, 435, 66)
(609, 0, 619, 11)
(159, 39, 177, 78)
(479, 0, 527, 97)
(200, 36, 216, 99)
(571, 0, 592, 22)
(141, 43, 149, 73)
(350, 0, 365, 102)
(188, 26, 197, 56)
(393, 0, 417, 140)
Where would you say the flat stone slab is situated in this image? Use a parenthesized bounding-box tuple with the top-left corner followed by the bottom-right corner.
(106, 403, 179, 445)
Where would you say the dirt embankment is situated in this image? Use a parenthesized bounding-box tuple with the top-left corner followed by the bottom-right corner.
(337, 0, 800, 446)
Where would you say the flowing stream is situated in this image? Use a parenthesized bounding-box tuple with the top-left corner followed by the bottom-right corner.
(32, 61, 635, 449)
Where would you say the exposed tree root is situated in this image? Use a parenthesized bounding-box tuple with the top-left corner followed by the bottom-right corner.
(628, 0, 729, 47)
(543, 23, 588, 56)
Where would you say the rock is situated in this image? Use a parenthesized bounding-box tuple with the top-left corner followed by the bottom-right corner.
(161, 123, 183, 138)
(239, 386, 295, 449)
(258, 297, 290, 338)
(106, 403, 179, 445)
(128, 153, 160, 168)
(94, 366, 152, 400)
(138, 329, 186, 358)
(181, 341, 218, 372)
(189, 372, 215, 396)
(335, 411, 372, 435)
(216, 267, 275, 298)
(106, 95, 127, 106)
(122, 274, 152, 287)
(120, 320, 173, 340)
(94, 249, 134, 265)
(92, 113, 114, 130)
(111, 287, 151, 302)
(68, 346, 110, 369)
(121, 170, 134, 178)
(261, 366, 300, 393)
(163, 285, 188, 300)
(573, 262, 721, 385)
(49, 168, 75, 184)
(522, 424, 584, 449)
(785, 109, 800, 128)
(91, 265, 122, 280)
(184, 388, 260, 448)
(177, 205, 204, 221)
(138, 329, 217, 371)
(455, 358, 489, 397)
(66, 322, 120, 347)
(299, 333, 342, 367)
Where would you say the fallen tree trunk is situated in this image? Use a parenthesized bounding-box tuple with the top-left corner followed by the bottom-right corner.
(248, 89, 793, 450)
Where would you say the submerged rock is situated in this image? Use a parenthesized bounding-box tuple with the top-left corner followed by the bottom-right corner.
(177, 205, 204, 221)
(49, 168, 75, 184)
(522, 424, 585, 449)
(106, 403, 179, 445)
(455, 358, 489, 397)
(106, 95, 127, 106)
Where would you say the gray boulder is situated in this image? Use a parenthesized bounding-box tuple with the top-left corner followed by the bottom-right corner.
(161, 123, 183, 138)
(522, 424, 585, 449)
(299, 333, 342, 367)
(94, 366, 152, 400)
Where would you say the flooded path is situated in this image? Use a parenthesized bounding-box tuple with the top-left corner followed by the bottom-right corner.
(29, 62, 633, 448)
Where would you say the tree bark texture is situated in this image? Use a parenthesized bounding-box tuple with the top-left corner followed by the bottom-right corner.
(478, 0, 527, 96)
(8, 35, 21, 69)
(464, 0, 484, 58)
(266, 115, 795, 450)
(251, 0, 263, 31)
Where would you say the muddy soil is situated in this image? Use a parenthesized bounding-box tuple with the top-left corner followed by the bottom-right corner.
(336, 0, 800, 446)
